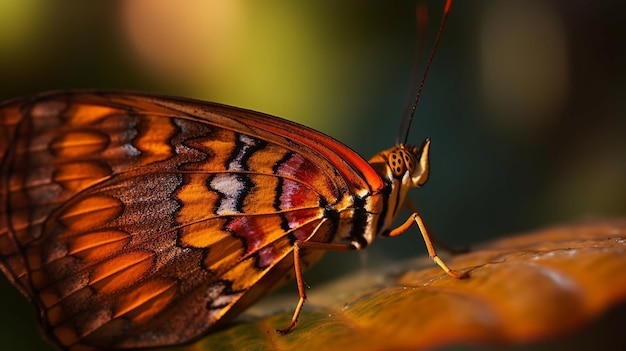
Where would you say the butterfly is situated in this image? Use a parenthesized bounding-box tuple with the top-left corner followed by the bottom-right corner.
(0, 1, 461, 350)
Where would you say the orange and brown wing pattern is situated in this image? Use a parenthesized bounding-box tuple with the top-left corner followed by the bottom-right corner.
(0, 92, 379, 350)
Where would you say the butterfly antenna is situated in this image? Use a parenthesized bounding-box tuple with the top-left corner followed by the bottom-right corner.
(396, 3, 429, 146)
(402, 0, 452, 145)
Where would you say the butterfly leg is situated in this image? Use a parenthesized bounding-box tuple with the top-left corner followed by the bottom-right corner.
(275, 241, 355, 334)
(405, 200, 469, 255)
(387, 201, 467, 279)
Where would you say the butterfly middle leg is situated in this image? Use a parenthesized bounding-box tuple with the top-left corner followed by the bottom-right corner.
(275, 241, 355, 334)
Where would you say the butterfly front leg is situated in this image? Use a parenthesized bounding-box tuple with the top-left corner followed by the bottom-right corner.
(386, 199, 468, 279)
(275, 240, 356, 335)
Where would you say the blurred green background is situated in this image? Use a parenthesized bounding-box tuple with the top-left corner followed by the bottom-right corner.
(1, 0, 625, 349)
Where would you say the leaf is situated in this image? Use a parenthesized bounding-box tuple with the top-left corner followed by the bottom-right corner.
(162, 218, 626, 351)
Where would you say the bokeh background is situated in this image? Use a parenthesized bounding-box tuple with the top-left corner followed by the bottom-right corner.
(1, 0, 624, 349)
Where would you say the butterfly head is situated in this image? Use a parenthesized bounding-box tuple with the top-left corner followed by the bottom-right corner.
(390, 139, 430, 188)
(371, 138, 430, 188)
(368, 138, 431, 232)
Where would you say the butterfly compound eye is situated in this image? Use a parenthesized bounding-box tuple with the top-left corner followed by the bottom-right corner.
(388, 150, 408, 177)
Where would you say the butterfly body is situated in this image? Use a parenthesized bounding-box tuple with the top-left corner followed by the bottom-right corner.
(0, 91, 437, 349)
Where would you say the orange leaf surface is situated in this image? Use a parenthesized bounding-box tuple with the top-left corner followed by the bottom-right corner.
(162, 218, 626, 351)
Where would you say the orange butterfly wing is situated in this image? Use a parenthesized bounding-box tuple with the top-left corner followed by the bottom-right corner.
(0, 92, 385, 349)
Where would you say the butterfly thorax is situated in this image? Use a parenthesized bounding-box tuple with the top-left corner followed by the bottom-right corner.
(367, 139, 431, 237)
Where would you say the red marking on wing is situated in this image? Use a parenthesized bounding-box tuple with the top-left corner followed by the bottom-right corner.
(226, 217, 265, 253)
